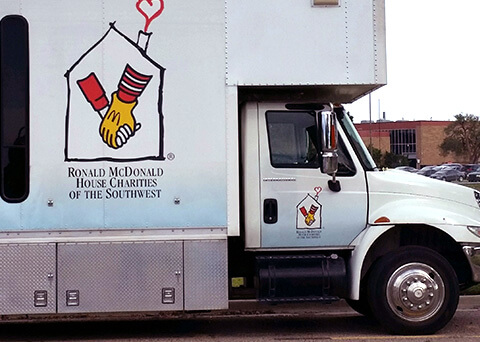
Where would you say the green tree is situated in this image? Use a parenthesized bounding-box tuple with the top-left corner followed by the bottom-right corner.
(367, 145, 409, 169)
(383, 151, 409, 168)
(440, 113, 480, 163)
(367, 145, 383, 166)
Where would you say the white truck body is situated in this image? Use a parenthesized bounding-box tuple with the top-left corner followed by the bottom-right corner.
(1, 0, 479, 335)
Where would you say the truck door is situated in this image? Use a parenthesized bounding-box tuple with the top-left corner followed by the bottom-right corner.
(257, 103, 368, 248)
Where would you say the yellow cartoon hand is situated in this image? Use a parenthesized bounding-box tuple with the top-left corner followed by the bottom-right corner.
(305, 213, 316, 226)
(99, 92, 139, 149)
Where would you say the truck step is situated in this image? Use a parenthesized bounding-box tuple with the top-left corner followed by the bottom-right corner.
(259, 296, 340, 304)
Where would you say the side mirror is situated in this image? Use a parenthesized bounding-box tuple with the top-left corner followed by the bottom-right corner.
(320, 109, 338, 176)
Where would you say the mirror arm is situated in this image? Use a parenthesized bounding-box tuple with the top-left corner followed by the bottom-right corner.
(328, 175, 341, 192)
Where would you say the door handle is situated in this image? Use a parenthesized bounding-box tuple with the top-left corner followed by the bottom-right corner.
(264, 198, 278, 224)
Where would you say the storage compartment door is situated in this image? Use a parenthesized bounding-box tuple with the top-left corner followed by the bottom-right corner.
(184, 239, 228, 310)
(0, 244, 56, 314)
(57, 241, 183, 313)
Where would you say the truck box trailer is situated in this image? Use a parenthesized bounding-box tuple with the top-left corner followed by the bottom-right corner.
(0, 0, 479, 335)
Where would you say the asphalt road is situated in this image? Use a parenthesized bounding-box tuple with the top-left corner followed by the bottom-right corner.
(0, 296, 479, 342)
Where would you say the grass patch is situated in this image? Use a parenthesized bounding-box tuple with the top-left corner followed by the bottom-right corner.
(462, 182, 480, 191)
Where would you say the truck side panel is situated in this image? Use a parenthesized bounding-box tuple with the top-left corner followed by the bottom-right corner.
(0, 0, 227, 232)
(226, 0, 386, 93)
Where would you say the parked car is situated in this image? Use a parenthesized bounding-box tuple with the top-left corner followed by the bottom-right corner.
(430, 168, 466, 182)
(417, 165, 438, 177)
(440, 163, 464, 172)
(467, 166, 480, 182)
(463, 164, 480, 175)
(395, 166, 417, 173)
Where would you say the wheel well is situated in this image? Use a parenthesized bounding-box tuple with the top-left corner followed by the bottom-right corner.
(360, 225, 472, 288)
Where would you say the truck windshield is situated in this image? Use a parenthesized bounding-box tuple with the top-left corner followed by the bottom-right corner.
(336, 108, 377, 171)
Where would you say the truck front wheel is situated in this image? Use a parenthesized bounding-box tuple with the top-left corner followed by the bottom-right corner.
(367, 246, 459, 335)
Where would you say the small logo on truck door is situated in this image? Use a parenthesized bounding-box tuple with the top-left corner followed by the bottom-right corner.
(296, 187, 322, 230)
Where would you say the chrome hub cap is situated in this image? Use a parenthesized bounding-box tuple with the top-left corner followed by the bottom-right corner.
(386, 262, 445, 322)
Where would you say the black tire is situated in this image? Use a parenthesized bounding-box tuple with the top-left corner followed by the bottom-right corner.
(367, 246, 459, 335)
(346, 280, 372, 317)
(458, 176, 464, 182)
(346, 297, 372, 317)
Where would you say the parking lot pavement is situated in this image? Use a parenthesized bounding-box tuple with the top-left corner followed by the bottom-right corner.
(226, 295, 480, 317)
(0, 296, 478, 324)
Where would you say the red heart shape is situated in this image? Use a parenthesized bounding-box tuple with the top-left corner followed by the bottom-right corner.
(136, 0, 164, 32)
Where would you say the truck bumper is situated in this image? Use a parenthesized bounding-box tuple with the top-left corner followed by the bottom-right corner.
(462, 244, 480, 283)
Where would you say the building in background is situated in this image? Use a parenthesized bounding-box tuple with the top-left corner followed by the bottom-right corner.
(355, 120, 457, 168)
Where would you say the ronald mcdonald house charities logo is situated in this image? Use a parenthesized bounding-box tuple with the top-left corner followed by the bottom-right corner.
(64, 0, 166, 162)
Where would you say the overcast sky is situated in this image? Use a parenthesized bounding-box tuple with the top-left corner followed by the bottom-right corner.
(346, 0, 480, 123)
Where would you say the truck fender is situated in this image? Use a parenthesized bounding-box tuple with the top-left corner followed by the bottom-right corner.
(348, 224, 394, 300)
(347, 215, 478, 300)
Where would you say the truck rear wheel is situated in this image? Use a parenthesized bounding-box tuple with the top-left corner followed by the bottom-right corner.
(367, 246, 459, 335)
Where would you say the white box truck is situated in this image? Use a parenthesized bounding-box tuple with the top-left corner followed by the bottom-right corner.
(0, 0, 479, 335)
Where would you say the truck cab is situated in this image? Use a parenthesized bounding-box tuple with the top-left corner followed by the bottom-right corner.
(236, 101, 480, 334)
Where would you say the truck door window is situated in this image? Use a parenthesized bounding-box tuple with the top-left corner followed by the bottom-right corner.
(0, 15, 29, 202)
(266, 111, 319, 168)
(266, 111, 355, 176)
